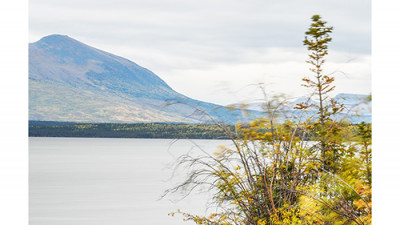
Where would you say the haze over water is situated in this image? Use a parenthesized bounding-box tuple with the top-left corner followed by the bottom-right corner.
(30, 137, 232, 225)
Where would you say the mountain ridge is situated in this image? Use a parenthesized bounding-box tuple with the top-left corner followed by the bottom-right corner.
(29, 34, 250, 124)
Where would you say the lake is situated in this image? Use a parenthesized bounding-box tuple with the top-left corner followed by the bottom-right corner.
(30, 137, 233, 225)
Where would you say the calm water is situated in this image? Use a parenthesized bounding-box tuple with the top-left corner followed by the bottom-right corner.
(30, 137, 232, 225)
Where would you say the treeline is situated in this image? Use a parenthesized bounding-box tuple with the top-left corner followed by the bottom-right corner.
(29, 120, 367, 140)
(29, 121, 236, 139)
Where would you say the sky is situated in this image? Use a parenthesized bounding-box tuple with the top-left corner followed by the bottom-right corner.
(29, 0, 371, 106)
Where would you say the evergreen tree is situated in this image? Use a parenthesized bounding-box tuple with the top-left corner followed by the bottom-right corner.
(302, 15, 344, 171)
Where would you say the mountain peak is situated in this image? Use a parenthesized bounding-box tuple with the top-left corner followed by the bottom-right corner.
(35, 34, 79, 44)
(30, 34, 115, 68)
(31, 34, 94, 54)
(40, 34, 71, 39)
(334, 93, 368, 98)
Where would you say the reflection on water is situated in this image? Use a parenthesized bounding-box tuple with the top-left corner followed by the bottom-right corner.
(30, 137, 232, 225)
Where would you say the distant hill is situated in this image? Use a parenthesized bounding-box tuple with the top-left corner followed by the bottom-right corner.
(245, 93, 371, 123)
(29, 34, 255, 124)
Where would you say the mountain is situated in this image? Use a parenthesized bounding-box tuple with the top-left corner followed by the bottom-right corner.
(29, 34, 370, 124)
(333, 93, 371, 115)
(243, 94, 371, 123)
(288, 94, 371, 123)
(29, 34, 253, 124)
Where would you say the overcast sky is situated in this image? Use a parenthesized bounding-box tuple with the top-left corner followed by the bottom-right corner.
(30, 0, 371, 105)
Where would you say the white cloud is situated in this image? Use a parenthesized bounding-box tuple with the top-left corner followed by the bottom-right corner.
(29, 0, 371, 105)
(161, 48, 370, 105)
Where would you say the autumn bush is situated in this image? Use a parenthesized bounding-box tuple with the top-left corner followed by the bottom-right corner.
(164, 15, 371, 225)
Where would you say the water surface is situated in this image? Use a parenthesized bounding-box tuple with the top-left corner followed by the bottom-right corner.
(30, 137, 232, 225)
